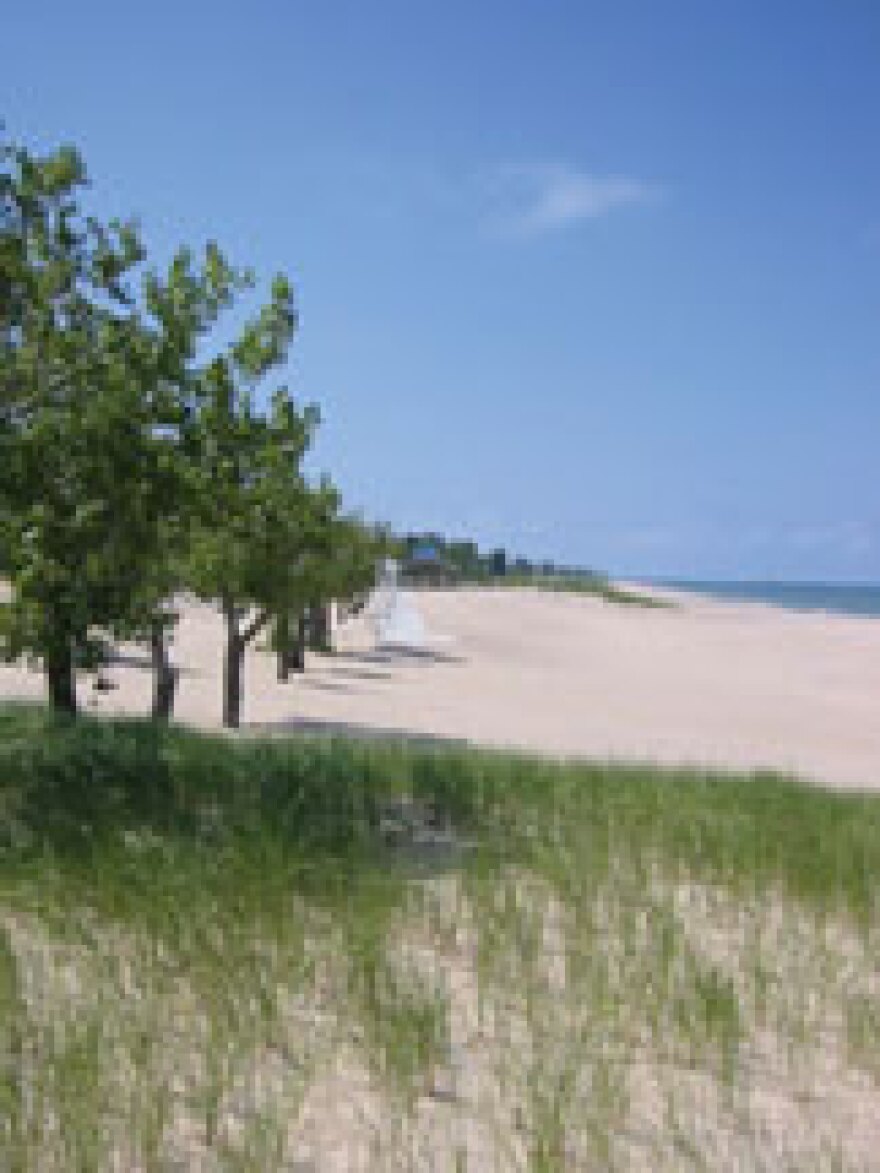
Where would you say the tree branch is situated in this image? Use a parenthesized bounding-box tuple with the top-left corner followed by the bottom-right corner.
(241, 608, 270, 646)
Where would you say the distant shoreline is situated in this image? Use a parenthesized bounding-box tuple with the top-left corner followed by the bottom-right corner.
(643, 579, 880, 620)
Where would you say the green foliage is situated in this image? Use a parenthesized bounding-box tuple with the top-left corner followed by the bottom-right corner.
(1, 136, 152, 679)
(2, 129, 378, 723)
(1, 702, 875, 914)
(0, 135, 258, 709)
(0, 925, 24, 1170)
(501, 571, 667, 607)
(2, 705, 880, 1165)
(186, 364, 319, 619)
(182, 288, 329, 723)
(397, 530, 661, 605)
(2, 704, 878, 933)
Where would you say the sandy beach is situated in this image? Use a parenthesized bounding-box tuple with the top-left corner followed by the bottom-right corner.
(2, 585, 879, 792)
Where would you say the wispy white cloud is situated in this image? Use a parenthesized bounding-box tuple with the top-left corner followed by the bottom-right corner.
(483, 163, 658, 239)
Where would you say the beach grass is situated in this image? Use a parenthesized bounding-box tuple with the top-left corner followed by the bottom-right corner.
(1, 702, 878, 1167)
(496, 572, 669, 608)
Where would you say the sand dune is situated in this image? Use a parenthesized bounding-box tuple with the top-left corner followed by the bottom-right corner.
(2, 585, 879, 791)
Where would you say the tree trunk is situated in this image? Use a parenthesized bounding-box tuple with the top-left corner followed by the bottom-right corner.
(308, 601, 332, 652)
(46, 639, 76, 715)
(150, 621, 177, 721)
(223, 599, 244, 728)
(276, 612, 291, 681)
(291, 612, 307, 673)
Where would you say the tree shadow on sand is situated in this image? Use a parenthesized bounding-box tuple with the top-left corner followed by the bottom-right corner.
(245, 714, 470, 752)
(332, 647, 466, 666)
(104, 648, 194, 676)
(297, 677, 355, 694)
(322, 662, 393, 682)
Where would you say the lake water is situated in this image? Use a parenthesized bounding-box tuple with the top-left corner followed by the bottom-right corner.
(660, 581, 880, 619)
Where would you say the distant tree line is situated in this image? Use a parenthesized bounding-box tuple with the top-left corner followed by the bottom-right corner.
(1, 133, 386, 727)
(396, 532, 599, 586)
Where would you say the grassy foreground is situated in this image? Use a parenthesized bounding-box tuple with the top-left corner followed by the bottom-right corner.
(1, 704, 879, 1169)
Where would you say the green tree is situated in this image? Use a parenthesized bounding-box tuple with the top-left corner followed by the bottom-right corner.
(136, 242, 239, 718)
(186, 275, 320, 726)
(304, 511, 385, 656)
(490, 547, 507, 578)
(0, 137, 175, 712)
(270, 509, 385, 678)
(2, 132, 380, 728)
(272, 479, 342, 676)
(1, 134, 243, 717)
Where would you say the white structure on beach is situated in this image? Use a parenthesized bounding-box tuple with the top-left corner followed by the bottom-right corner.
(370, 559, 433, 650)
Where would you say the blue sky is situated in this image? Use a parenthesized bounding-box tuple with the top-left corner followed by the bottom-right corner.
(5, 1, 880, 579)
